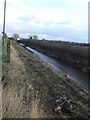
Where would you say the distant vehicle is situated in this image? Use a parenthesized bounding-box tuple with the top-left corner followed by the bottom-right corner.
(16, 37, 21, 41)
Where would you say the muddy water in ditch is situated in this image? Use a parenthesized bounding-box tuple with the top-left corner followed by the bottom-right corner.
(20, 43, 88, 91)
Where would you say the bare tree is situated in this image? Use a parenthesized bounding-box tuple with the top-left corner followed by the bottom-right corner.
(13, 33, 19, 40)
(33, 34, 38, 40)
(28, 35, 32, 39)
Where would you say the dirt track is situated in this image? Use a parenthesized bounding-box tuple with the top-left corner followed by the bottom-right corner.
(2, 41, 89, 119)
(2, 42, 43, 118)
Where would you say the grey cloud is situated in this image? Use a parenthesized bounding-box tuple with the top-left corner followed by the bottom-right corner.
(56, 20, 70, 25)
(19, 15, 35, 22)
(6, 19, 87, 43)
(44, 21, 53, 26)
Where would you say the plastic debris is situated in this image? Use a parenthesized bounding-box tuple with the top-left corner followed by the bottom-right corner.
(65, 73, 70, 79)
(54, 105, 61, 113)
(20, 43, 24, 46)
(28, 84, 33, 90)
(54, 97, 73, 114)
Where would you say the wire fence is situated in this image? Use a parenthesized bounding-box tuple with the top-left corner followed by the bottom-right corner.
(0, 35, 2, 77)
(0, 34, 2, 119)
(0, 33, 10, 119)
(2, 36, 10, 63)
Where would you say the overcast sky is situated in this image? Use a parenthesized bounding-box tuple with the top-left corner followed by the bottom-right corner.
(0, 0, 89, 43)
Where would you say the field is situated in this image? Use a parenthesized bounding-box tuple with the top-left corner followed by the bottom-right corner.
(20, 39, 89, 71)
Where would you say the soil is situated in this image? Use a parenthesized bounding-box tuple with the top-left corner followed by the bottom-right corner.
(2, 41, 89, 119)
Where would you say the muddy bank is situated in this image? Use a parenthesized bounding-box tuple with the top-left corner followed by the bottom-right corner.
(20, 39, 89, 72)
(2, 41, 89, 119)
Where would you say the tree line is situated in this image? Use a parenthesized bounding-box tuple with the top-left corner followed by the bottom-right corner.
(12, 33, 38, 40)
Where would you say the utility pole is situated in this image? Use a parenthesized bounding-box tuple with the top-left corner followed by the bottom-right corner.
(3, 0, 6, 46)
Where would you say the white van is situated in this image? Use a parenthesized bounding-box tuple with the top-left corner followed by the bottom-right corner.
(17, 37, 21, 41)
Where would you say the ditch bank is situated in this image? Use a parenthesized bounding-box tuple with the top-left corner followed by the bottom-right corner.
(2, 40, 89, 119)
(20, 39, 89, 72)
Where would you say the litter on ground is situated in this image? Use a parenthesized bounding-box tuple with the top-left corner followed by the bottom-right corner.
(28, 84, 33, 90)
(54, 97, 73, 114)
(65, 73, 70, 79)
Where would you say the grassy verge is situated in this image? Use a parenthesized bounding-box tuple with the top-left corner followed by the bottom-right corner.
(2, 41, 89, 119)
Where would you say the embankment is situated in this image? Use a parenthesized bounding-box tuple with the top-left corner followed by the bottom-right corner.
(2, 41, 89, 119)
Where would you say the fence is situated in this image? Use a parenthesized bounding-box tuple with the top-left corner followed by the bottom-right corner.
(0, 34, 10, 119)
(0, 35, 2, 76)
(0, 34, 2, 119)
(2, 36, 10, 63)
